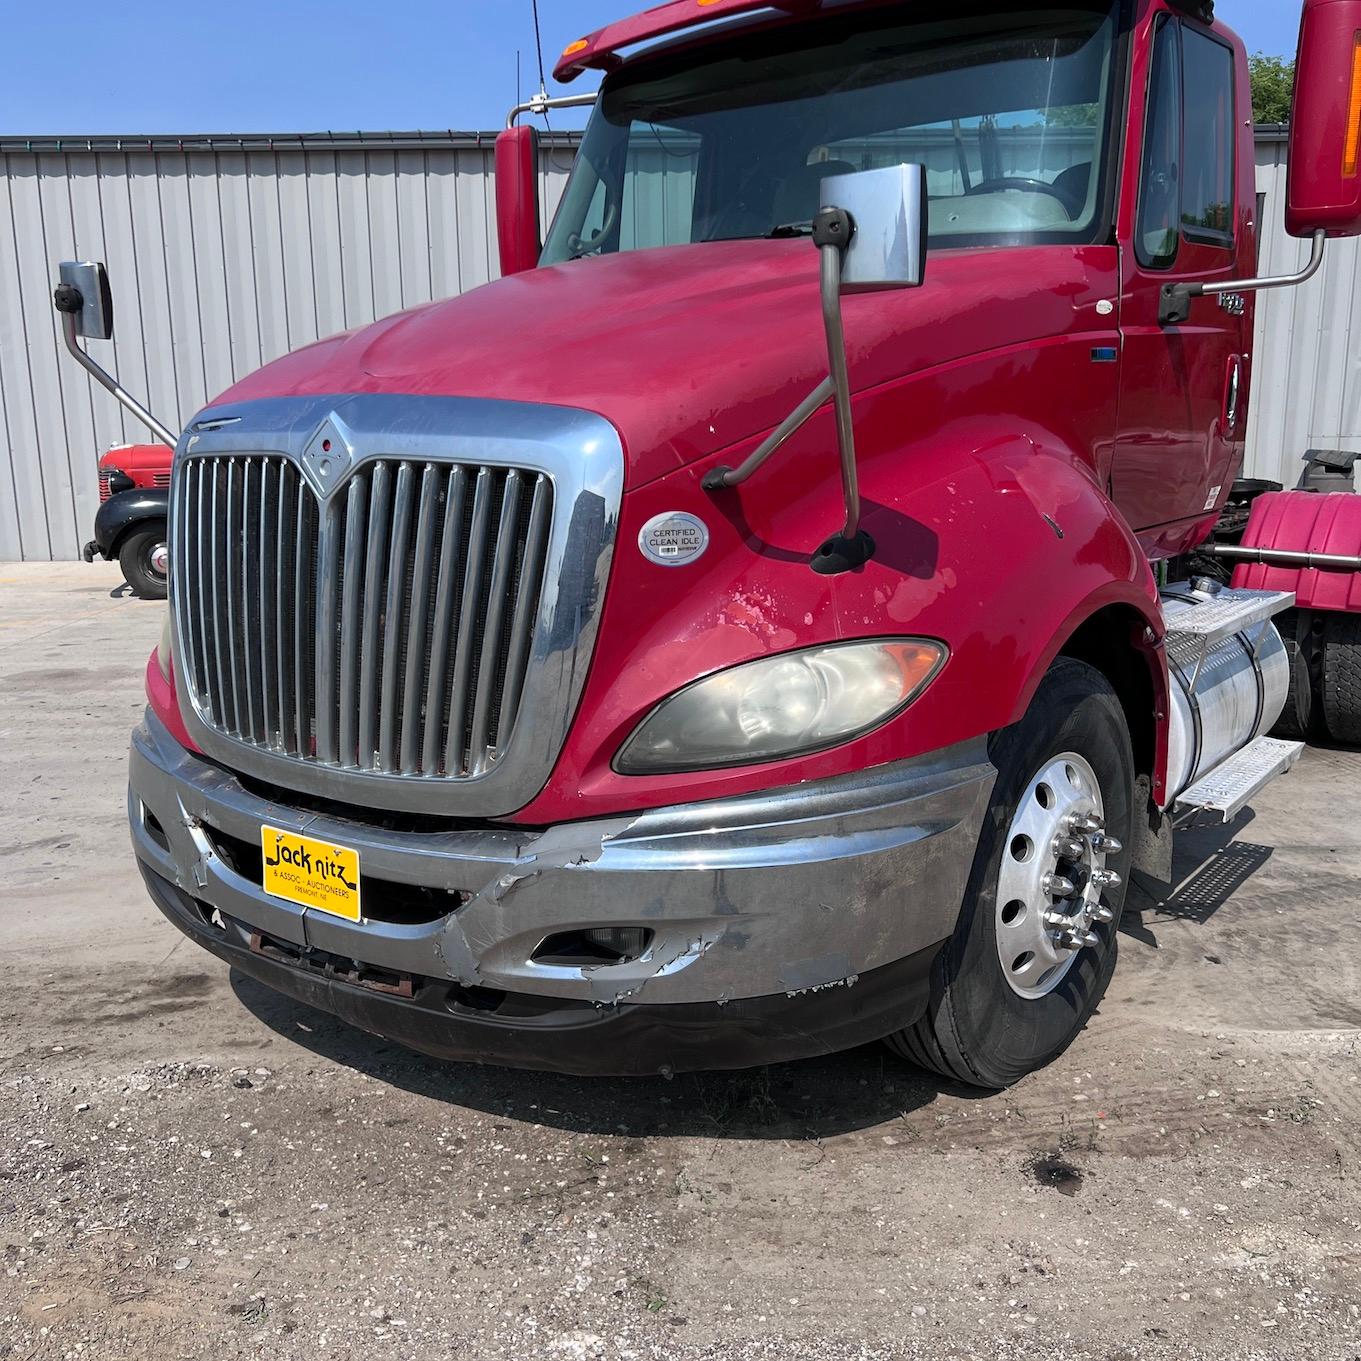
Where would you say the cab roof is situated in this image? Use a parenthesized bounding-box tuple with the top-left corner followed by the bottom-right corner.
(554, 0, 878, 83)
(554, 0, 1218, 83)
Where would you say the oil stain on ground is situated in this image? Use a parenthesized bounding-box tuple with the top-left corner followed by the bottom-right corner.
(1026, 1151, 1085, 1196)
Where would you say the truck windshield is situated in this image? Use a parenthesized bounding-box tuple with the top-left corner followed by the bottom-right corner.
(541, 1, 1120, 265)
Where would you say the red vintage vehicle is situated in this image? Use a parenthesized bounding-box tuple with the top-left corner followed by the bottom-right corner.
(51, 0, 1361, 1084)
(84, 442, 174, 598)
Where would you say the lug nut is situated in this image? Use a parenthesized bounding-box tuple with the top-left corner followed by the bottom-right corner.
(1089, 832, 1123, 854)
(1069, 812, 1105, 834)
(1044, 909, 1075, 927)
(1091, 868, 1122, 889)
(1092, 904, 1116, 924)
(1042, 873, 1077, 898)
(1053, 836, 1086, 861)
(1064, 928, 1100, 951)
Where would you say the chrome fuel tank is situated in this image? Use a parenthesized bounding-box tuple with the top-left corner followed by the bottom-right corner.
(1162, 586, 1289, 801)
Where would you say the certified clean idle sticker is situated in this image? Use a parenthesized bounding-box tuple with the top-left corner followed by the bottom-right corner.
(638, 511, 710, 567)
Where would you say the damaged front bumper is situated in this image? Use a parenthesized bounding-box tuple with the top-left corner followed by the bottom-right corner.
(129, 711, 995, 1074)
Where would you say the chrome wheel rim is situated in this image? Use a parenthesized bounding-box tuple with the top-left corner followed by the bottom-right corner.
(149, 542, 169, 577)
(995, 752, 1120, 1000)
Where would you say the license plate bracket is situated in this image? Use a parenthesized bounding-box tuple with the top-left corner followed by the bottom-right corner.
(260, 825, 362, 922)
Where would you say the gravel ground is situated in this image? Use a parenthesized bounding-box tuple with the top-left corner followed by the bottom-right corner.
(2, 562, 1359, 1361)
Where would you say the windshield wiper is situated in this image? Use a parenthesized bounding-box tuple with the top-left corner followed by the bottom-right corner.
(765, 221, 815, 238)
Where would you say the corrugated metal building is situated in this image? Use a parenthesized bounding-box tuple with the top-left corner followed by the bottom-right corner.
(0, 127, 1356, 561)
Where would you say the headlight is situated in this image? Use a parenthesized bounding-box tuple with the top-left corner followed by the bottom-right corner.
(157, 608, 173, 681)
(615, 638, 946, 774)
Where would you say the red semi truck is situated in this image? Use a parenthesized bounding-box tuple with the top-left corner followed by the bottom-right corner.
(52, 0, 1361, 1085)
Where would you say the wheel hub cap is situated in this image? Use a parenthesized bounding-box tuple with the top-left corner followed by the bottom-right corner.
(150, 543, 169, 576)
(995, 752, 1120, 1000)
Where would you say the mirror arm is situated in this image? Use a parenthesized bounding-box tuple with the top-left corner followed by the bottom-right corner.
(505, 91, 598, 129)
(57, 310, 179, 448)
(1160, 229, 1327, 325)
(817, 224, 861, 541)
(701, 377, 834, 490)
(809, 205, 875, 575)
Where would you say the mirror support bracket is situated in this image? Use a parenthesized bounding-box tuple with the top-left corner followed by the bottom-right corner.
(810, 205, 876, 574)
(54, 303, 179, 448)
(1159, 229, 1327, 327)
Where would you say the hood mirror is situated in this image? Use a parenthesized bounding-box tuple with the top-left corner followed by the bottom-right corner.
(52, 260, 178, 447)
(54, 260, 114, 340)
(810, 164, 928, 574)
(703, 163, 929, 575)
(819, 162, 929, 292)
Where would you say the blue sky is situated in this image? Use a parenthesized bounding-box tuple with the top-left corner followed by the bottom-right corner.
(0, 1, 1301, 135)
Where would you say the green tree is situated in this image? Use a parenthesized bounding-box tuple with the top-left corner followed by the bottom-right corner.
(1249, 53, 1295, 125)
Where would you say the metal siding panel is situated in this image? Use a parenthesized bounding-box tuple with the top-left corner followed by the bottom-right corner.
(454, 148, 494, 292)
(276, 152, 319, 351)
(93, 154, 155, 450)
(481, 148, 499, 284)
(1247, 146, 1306, 488)
(335, 150, 374, 330)
(38, 154, 96, 554)
(65, 152, 126, 482)
(12, 157, 80, 558)
(1316, 231, 1361, 448)
(125, 153, 185, 440)
(0, 324, 19, 559)
(214, 151, 265, 380)
(305, 151, 347, 340)
(187, 152, 235, 406)
(395, 151, 433, 308)
(155, 154, 209, 428)
(0, 157, 38, 559)
(247, 152, 292, 365)
(366, 152, 404, 320)
(425, 150, 463, 299)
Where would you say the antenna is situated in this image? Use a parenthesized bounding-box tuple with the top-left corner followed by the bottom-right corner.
(530, 0, 551, 123)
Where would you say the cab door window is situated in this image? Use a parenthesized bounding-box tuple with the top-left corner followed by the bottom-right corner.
(1135, 19, 1181, 268)
(1179, 27, 1236, 245)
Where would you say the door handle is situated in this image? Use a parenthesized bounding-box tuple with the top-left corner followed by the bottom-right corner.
(1223, 355, 1243, 434)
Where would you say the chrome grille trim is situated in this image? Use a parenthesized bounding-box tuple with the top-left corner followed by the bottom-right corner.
(169, 394, 624, 819)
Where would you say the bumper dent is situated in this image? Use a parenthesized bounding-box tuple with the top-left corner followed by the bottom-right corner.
(129, 710, 994, 1067)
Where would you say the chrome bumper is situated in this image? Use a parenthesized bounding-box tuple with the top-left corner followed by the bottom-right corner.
(129, 711, 994, 1008)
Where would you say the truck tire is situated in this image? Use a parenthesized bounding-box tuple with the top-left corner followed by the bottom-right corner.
(1272, 611, 1313, 740)
(118, 523, 169, 601)
(886, 659, 1134, 1089)
(1321, 612, 1361, 745)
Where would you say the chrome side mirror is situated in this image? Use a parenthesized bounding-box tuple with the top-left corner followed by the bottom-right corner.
(54, 260, 114, 340)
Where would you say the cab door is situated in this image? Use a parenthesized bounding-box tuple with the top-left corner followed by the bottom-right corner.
(1111, 11, 1251, 552)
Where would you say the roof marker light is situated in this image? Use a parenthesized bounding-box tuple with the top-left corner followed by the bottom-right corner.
(563, 38, 588, 56)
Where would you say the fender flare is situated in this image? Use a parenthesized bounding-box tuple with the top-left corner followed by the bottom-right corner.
(898, 444, 1171, 804)
(91, 488, 168, 560)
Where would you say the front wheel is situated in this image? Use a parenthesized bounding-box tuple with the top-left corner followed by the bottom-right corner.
(118, 523, 169, 600)
(887, 659, 1134, 1088)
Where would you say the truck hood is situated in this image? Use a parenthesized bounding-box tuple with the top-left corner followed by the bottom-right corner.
(218, 238, 1112, 488)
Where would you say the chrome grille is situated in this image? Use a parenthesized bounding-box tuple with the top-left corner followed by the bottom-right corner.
(173, 455, 553, 780)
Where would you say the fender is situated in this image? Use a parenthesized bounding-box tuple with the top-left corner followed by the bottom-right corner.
(513, 376, 1169, 824)
(90, 487, 168, 561)
(1230, 490, 1361, 614)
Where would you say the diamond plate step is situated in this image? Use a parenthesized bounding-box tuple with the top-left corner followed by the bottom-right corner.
(1162, 588, 1295, 651)
(1173, 736, 1305, 823)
